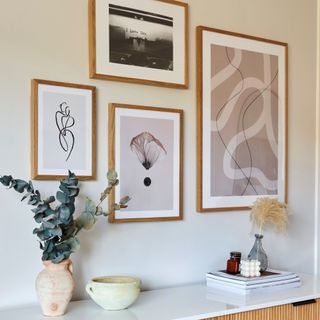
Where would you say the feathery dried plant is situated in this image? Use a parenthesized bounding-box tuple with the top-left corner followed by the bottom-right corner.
(250, 197, 288, 235)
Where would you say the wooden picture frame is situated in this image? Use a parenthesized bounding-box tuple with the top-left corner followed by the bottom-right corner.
(109, 103, 183, 222)
(31, 79, 96, 180)
(89, 0, 188, 89)
(196, 26, 288, 212)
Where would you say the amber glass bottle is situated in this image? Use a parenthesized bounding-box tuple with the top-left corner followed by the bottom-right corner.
(226, 251, 241, 274)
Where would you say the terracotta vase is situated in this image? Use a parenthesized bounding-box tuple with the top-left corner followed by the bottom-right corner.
(35, 259, 75, 316)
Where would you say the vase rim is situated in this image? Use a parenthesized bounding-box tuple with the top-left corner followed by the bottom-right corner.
(254, 233, 264, 239)
(43, 258, 72, 266)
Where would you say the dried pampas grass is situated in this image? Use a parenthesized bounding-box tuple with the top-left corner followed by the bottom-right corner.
(250, 197, 288, 234)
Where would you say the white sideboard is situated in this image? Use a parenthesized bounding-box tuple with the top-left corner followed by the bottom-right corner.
(1, 274, 320, 320)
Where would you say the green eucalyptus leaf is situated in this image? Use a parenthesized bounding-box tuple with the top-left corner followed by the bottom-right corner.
(42, 252, 49, 261)
(50, 252, 66, 264)
(44, 196, 55, 204)
(13, 179, 29, 193)
(68, 203, 76, 215)
(33, 204, 48, 214)
(75, 200, 97, 230)
(44, 208, 56, 217)
(43, 214, 58, 226)
(56, 191, 69, 204)
(57, 205, 72, 224)
(61, 237, 80, 253)
(119, 196, 131, 205)
(28, 191, 41, 206)
(33, 212, 46, 223)
(44, 240, 55, 253)
(59, 183, 70, 195)
(21, 192, 31, 202)
(61, 171, 78, 187)
(75, 212, 96, 230)
(34, 226, 62, 241)
(67, 187, 79, 197)
(84, 198, 96, 215)
(42, 220, 56, 229)
(107, 169, 117, 182)
(48, 227, 63, 239)
(27, 181, 34, 193)
(0, 175, 13, 187)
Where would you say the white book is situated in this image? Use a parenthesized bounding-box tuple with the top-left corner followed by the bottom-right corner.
(206, 276, 301, 289)
(206, 269, 297, 286)
(206, 273, 299, 287)
(206, 279, 301, 295)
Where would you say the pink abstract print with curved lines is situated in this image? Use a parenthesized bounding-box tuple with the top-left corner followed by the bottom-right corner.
(211, 44, 279, 197)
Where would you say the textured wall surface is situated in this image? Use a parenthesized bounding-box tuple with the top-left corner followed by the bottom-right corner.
(0, 0, 317, 308)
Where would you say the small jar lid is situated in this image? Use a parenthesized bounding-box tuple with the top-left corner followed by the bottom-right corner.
(230, 251, 241, 258)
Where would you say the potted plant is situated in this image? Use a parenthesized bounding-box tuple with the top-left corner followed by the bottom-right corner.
(0, 170, 129, 316)
(248, 197, 288, 272)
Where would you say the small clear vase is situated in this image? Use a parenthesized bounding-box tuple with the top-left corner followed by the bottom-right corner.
(248, 234, 268, 272)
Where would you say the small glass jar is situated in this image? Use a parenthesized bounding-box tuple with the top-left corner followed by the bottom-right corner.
(226, 251, 241, 274)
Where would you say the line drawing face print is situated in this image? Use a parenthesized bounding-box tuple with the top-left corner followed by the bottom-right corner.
(130, 131, 167, 186)
(55, 102, 75, 162)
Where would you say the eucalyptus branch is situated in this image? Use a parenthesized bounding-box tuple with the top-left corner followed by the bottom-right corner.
(74, 169, 130, 233)
(0, 169, 130, 264)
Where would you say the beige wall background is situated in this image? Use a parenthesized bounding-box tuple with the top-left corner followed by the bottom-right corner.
(0, 0, 317, 308)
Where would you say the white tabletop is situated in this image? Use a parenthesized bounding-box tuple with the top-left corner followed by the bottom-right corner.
(1, 274, 320, 320)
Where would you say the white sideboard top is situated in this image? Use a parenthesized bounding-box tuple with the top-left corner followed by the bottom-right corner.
(1, 274, 320, 320)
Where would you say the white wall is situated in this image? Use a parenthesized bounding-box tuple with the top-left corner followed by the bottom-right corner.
(0, 0, 317, 309)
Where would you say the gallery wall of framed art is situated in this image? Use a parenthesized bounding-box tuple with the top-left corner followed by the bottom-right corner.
(89, 0, 189, 88)
(108, 103, 183, 222)
(196, 26, 288, 212)
(28, 1, 289, 219)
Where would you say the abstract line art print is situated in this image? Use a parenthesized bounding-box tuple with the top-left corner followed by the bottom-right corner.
(55, 102, 75, 162)
(109, 103, 183, 222)
(197, 27, 288, 212)
(31, 79, 96, 180)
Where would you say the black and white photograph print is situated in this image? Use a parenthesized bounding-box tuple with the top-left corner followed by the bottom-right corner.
(89, 0, 188, 88)
(31, 79, 96, 180)
(109, 4, 173, 71)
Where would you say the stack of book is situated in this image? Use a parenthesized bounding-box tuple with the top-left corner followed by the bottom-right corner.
(206, 269, 301, 295)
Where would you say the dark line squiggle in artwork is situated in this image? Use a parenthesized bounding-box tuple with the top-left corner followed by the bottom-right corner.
(215, 47, 279, 196)
(240, 73, 278, 195)
(55, 102, 75, 162)
(215, 47, 258, 194)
